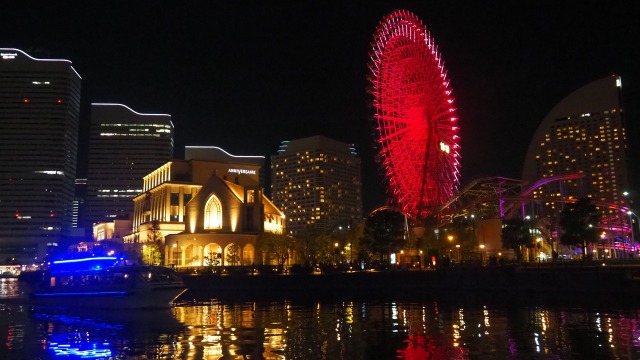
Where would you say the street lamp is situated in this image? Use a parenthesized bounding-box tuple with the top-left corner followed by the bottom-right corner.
(479, 244, 485, 265)
(447, 235, 454, 263)
(628, 211, 636, 244)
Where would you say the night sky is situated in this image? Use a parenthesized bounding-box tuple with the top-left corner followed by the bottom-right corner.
(3, 1, 639, 213)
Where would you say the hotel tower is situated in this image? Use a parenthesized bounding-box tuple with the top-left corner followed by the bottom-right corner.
(0, 48, 82, 261)
(271, 135, 362, 237)
(522, 75, 630, 215)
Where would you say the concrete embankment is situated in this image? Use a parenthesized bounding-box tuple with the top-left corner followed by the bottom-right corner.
(180, 265, 640, 303)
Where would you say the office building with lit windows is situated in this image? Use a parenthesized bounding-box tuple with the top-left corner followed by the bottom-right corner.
(85, 103, 174, 230)
(522, 75, 630, 213)
(271, 135, 362, 237)
(0, 48, 82, 262)
(123, 148, 285, 267)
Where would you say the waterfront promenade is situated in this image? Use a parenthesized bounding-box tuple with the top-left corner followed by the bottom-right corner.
(179, 262, 640, 304)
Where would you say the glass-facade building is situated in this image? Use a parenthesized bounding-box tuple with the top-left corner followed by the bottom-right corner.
(0, 48, 82, 262)
(271, 135, 362, 237)
(85, 103, 174, 230)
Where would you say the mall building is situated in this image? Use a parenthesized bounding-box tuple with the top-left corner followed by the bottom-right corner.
(123, 146, 285, 267)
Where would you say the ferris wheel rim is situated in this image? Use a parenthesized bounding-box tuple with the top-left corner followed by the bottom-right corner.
(369, 9, 461, 219)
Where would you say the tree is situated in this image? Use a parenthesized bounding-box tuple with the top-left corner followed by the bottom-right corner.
(142, 243, 162, 265)
(501, 217, 533, 262)
(258, 232, 296, 271)
(142, 220, 165, 265)
(204, 251, 221, 273)
(361, 209, 406, 262)
(305, 233, 334, 265)
(298, 224, 322, 267)
(148, 220, 163, 242)
(226, 244, 241, 266)
(559, 198, 602, 260)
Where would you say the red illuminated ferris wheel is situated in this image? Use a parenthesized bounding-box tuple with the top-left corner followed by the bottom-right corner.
(369, 9, 460, 220)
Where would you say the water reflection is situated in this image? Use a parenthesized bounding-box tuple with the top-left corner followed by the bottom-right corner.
(34, 307, 183, 359)
(169, 300, 640, 359)
(2, 285, 640, 359)
(0, 278, 21, 298)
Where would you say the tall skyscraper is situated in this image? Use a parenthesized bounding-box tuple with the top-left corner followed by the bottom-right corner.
(271, 135, 362, 237)
(522, 75, 630, 211)
(0, 48, 82, 262)
(85, 103, 174, 230)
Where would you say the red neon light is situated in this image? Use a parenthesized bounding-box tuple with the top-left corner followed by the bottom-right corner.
(369, 9, 461, 219)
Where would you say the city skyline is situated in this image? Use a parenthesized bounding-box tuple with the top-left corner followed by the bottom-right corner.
(2, 2, 638, 213)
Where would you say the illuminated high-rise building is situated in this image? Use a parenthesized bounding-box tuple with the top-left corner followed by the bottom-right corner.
(0, 48, 82, 261)
(522, 75, 630, 211)
(85, 103, 174, 230)
(271, 135, 362, 237)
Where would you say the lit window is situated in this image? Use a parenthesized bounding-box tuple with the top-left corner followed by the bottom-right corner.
(204, 194, 223, 229)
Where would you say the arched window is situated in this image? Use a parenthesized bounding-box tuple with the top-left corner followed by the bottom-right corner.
(204, 194, 223, 229)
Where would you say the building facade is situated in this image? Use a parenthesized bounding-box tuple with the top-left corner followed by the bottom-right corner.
(0, 48, 82, 262)
(125, 151, 285, 267)
(184, 145, 265, 187)
(522, 75, 630, 233)
(271, 135, 362, 237)
(85, 103, 174, 229)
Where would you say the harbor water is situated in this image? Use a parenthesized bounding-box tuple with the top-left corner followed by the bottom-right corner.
(2, 276, 640, 359)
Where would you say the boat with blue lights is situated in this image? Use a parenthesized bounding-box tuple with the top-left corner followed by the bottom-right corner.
(29, 256, 187, 309)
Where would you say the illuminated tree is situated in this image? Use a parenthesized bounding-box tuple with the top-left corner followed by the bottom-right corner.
(142, 243, 162, 265)
(226, 244, 241, 266)
(204, 251, 221, 272)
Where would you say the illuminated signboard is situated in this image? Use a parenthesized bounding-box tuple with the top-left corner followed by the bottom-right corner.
(228, 168, 256, 175)
(1, 52, 17, 60)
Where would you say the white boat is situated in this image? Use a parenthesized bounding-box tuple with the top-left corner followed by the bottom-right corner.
(30, 256, 187, 309)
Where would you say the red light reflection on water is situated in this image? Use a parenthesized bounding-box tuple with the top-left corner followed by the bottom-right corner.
(396, 334, 466, 360)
